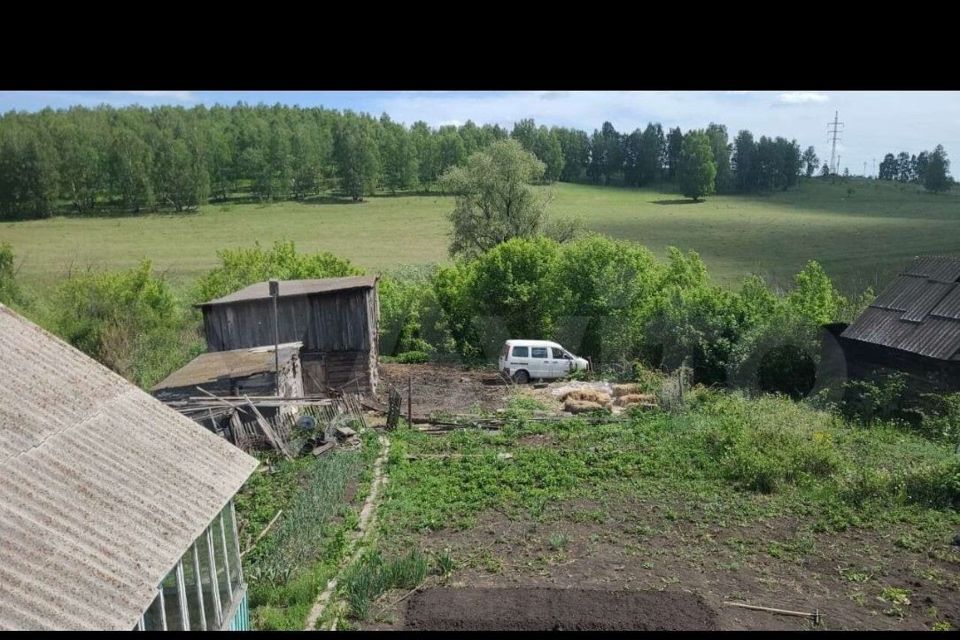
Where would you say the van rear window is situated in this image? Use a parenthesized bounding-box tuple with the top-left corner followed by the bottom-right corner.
(511, 346, 529, 358)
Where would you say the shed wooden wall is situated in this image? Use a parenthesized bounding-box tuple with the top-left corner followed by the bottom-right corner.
(839, 338, 960, 395)
(201, 285, 379, 396)
(202, 288, 374, 352)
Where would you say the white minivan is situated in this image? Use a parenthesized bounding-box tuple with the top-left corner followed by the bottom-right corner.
(499, 339, 589, 384)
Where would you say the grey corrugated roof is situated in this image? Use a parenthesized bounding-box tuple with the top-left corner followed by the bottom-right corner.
(0, 305, 259, 630)
(841, 256, 960, 361)
(931, 286, 960, 320)
(198, 275, 378, 307)
(152, 341, 302, 392)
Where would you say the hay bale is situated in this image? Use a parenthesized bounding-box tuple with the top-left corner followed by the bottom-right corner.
(611, 383, 645, 397)
(614, 393, 658, 407)
(560, 389, 612, 404)
(564, 399, 605, 414)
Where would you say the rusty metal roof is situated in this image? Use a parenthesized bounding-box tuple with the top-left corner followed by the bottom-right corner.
(198, 275, 378, 307)
(0, 305, 258, 630)
(841, 256, 960, 361)
(152, 342, 302, 392)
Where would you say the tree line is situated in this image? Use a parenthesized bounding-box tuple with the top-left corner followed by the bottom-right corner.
(0, 102, 833, 220)
(878, 146, 952, 192)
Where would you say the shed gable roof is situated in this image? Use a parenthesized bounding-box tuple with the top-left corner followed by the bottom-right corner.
(198, 275, 378, 307)
(841, 256, 960, 361)
(0, 305, 258, 630)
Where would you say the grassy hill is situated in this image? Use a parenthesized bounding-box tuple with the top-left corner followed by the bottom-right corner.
(1, 178, 958, 294)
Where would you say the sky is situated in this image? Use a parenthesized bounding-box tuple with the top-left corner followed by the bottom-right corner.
(1, 90, 958, 177)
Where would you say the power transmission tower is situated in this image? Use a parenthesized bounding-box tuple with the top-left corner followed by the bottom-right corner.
(827, 110, 844, 175)
(863, 162, 867, 177)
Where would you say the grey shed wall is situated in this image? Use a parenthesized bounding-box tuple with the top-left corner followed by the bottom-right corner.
(201, 285, 379, 395)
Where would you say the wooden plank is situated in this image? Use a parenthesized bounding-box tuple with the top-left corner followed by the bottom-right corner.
(194, 386, 250, 415)
(723, 601, 820, 623)
(244, 395, 293, 461)
(311, 441, 336, 456)
(240, 509, 283, 558)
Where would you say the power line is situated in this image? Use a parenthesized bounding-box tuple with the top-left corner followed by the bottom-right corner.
(827, 110, 844, 175)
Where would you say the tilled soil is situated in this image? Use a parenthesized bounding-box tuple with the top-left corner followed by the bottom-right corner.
(376, 362, 513, 416)
(404, 587, 718, 631)
(398, 498, 960, 631)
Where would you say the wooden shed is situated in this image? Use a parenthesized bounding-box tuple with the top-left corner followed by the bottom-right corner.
(839, 256, 960, 393)
(197, 276, 379, 396)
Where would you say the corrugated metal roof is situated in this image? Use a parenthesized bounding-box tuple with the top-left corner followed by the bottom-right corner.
(896, 317, 960, 360)
(842, 307, 915, 345)
(930, 286, 960, 320)
(152, 341, 302, 392)
(198, 275, 378, 307)
(841, 256, 960, 361)
(0, 305, 259, 630)
(900, 282, 954, 322)
(871, 275, 927, 311)
(903, 256, 960, 282)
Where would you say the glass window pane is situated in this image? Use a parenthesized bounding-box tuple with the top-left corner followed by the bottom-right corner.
(161, 566, 185, 630)
(198, 530, 220, 630)
(212, 515, 232, 613)
(182, 543, 206, 630)
(531, 347, 547, 358)
(512, 346, 528, 357)
(222, 503, 242, 589)
(142, 591, 164, 631)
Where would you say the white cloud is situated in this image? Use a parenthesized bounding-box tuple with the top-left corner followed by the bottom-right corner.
(121, 90, 196, 102)
(777, 92, 829, 105)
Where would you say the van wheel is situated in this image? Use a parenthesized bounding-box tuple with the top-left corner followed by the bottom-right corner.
(512, 370, 530, 384)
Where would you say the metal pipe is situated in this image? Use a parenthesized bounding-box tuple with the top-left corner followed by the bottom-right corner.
(269, 279, 280, 396)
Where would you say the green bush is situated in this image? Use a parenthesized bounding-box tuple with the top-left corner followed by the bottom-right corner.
(916, 393, 960, 442)
(728, 310, 820, 399)
(378, 266, 443, 356)
(39, 261, 198, 388)
(838, 374, 909, 425)
(395, 350, 430, 364)
(194, 239, 362, 303)
(681, 393, 841, 494)
(0, 243, 21, 305)
(902, 459, 960, 508)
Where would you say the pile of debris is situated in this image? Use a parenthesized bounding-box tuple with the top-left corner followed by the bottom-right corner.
(555, 383, 658, 415)
(161, 388, 368, 459)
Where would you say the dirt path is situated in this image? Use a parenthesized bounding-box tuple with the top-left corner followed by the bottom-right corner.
(303, 431, 391, 630)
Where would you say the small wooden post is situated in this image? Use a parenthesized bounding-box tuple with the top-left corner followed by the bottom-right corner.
(386, 387, 401, 430)
(407, 375, 412, 425)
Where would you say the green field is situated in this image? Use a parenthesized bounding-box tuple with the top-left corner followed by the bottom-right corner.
(2, 179, 959, 294)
